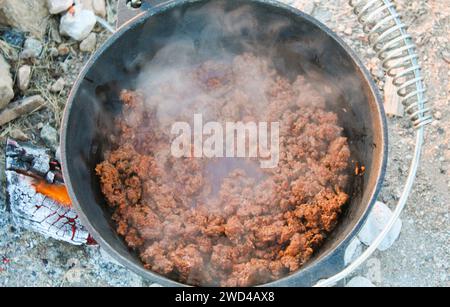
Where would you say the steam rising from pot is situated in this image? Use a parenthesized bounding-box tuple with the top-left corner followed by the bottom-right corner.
(92, 0, 356, 286)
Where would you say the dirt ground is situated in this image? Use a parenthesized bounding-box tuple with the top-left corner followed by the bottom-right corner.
(0, 0, 448, 287)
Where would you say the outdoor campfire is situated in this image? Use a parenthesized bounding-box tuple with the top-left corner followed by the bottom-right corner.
(5, 138, 94, 246)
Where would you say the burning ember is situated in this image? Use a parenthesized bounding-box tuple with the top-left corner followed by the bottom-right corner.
(5, 139, 95, 245)
(32, 181, 72, 207)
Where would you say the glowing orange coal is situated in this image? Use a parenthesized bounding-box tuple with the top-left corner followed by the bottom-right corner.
(32, 180, 72, 207)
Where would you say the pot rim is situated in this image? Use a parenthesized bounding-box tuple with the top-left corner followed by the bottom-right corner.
(61, 0, 388, 287)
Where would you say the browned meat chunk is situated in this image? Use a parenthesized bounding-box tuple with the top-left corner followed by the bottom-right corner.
(96, 53, 351, 286)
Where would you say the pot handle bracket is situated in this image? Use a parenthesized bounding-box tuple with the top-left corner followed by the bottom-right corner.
(316, 0, 432, 287)
(117, 0, 173, 28)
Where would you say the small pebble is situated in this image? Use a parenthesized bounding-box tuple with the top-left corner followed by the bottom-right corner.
(64, 267, 84, 284)
(346, 276, 376, 287)
(58, 44, 70, 56)
(47, 0, 74, 14)
(358, 201, 402, 251)
(55, 146, 62, 163)
(49, 21, 63, 44)
(20, 38, 43, 59)
(17, 65, 32, 92)
(92, 0, 107, 18)
(79, 33, 97, 52)
(344, 238, 363, 265)
(9, 129, 29, 141)
(344, 27, 353, 36)
(40, 124, 59, 151)
(59, 62, 69, 73)
(50, 77, 66, 93)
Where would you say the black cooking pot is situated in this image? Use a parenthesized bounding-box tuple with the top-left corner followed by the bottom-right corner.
(61, 0, 388, 286)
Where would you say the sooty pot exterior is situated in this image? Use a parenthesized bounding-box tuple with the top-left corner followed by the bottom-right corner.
(61, 0, 388, 287)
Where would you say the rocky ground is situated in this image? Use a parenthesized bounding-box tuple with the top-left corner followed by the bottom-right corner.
(0, 0, 448, 287)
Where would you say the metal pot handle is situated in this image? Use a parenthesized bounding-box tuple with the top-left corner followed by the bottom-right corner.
(315, 0, 432, 286)
(117, 0, 172, 28)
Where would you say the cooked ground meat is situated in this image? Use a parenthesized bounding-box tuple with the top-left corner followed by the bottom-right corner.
(96, 53, 351, 286)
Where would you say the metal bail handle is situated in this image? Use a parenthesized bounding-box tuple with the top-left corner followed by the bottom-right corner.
(316, 0, 431, 286)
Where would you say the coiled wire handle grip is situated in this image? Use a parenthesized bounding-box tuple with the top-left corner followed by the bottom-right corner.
(315, 0, 431, 287)
(352, 0, 431, 128)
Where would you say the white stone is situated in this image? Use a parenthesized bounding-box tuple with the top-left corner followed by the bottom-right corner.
(344, 27, 353, 36)
(50, 77, 66, 93)
(47, 0, 73, 14)
(346, 276, 375, 287)
(17, 65, 32, 92)
(20, 38, 43, 59)
(55, 146, 62, 163)
(358, 201, 402, 251)
(92, 0, 106, 17)
(81, 0, 94, 11)
(40, 124, 59, 151)
(60, 5, 97, 41)
(0, 55, 14, 109)
(79, 33, 97, 52)
(81, 0, 106, 17)
(0, 0, 49, 39)
(344, 237, 363, 265)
